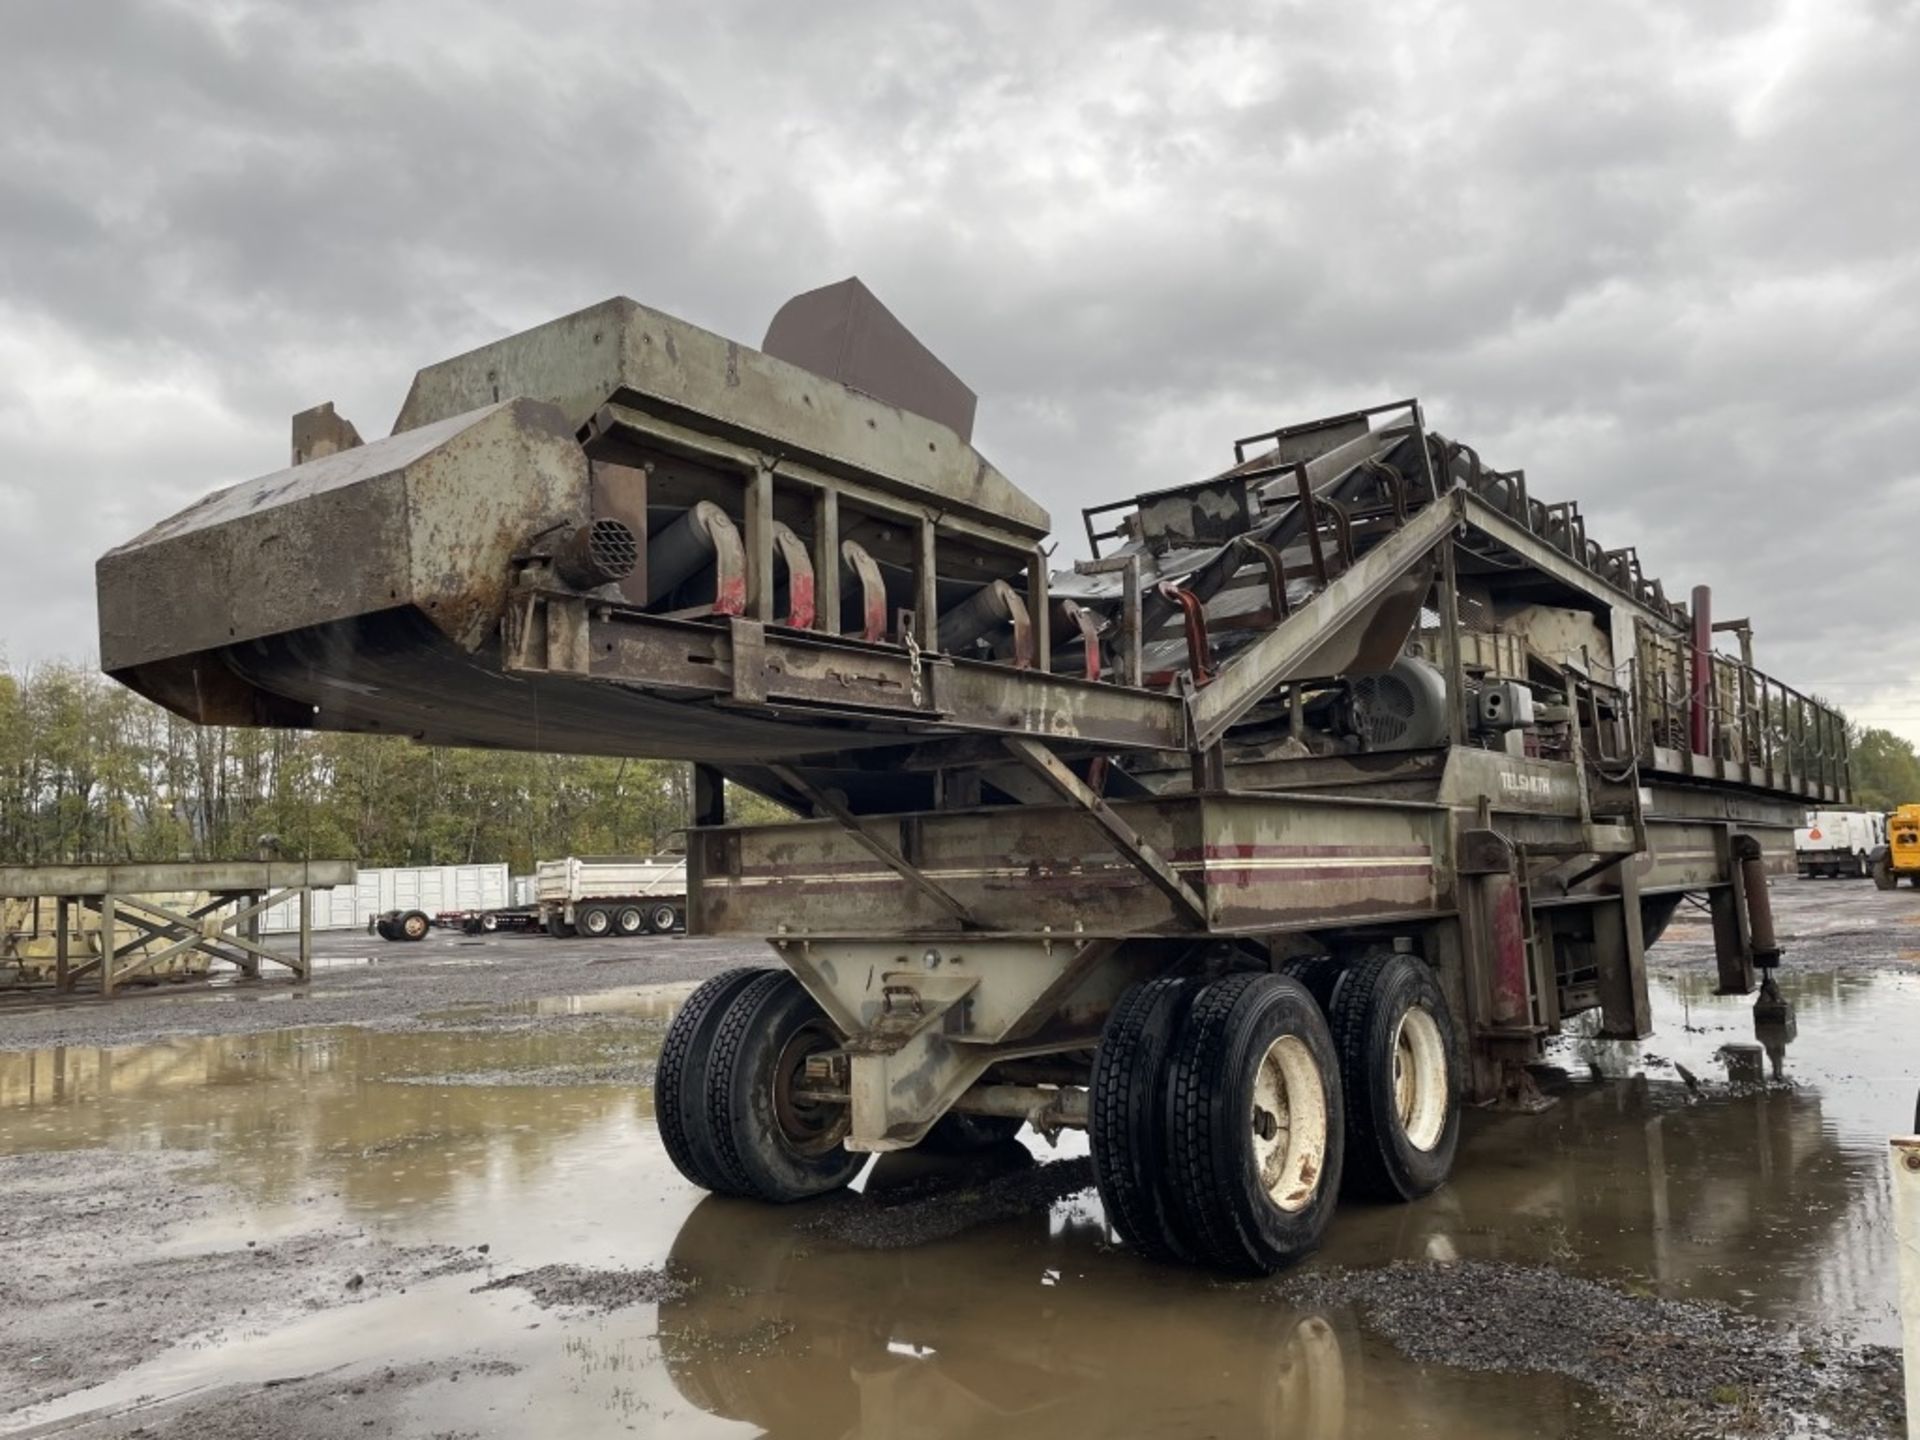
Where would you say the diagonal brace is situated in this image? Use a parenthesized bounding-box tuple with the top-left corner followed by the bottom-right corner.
(1002, 737, 1209, 928)
(1187, 490, 1460, 750)
(768, 764, 981, 930)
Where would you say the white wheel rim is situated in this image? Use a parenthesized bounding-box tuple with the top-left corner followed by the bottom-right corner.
(1251, 1034, 1329, 1213)
(1391, 1004, 1449, 1152)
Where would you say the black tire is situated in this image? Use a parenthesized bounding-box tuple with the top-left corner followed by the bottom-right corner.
(400, 910, 430, 942)
(649, 902, 680, 934)
(706, 971, 864, 1202)
(374, 917, 399, 942)
(1164, 974, 1344, 1274)
(1278, 955, 1343, 1011)
(1326, 952, 1460, 1203)
(480, 912, 500, 933)
(919, 1111, 1024, 1154)
(657, 968, 776, 1194)
(614, 905, 645, 937)
(1873, 851, 1897, 891)
(1091, 976, 1202, 1262)
(578, 904, 613, 939)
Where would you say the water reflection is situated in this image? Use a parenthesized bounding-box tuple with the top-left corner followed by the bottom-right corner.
(1335, 968, 1915, 1345)
(0, 1004, 672, 1220)
(0, 967, 1911, 1437)
(652, 1153, 1593, 1440)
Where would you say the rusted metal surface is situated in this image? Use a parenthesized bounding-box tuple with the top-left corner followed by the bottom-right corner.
(392, 297, 1042, 539)
(762, 277, 979, 443)
(691, 789, 1443, 939)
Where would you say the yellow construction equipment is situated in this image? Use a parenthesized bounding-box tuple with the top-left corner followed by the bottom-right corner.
(1873, 804, 1920, 890)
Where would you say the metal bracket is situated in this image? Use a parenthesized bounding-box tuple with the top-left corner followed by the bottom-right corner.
(770, 521, 815, 629)
(1156, 582, 1214, 687)
(841, 538, 887, 642)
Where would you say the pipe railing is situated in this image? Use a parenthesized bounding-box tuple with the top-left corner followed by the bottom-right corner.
(1635, 641, 1848, 795)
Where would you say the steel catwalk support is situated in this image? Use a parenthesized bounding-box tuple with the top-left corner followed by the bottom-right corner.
(0, 862, 351, 997)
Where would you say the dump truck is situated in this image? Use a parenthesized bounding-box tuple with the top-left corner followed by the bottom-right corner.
(1795, 808, 1886, 878)
(94, 279, 1849, 1274)
(535, 855, 688, 937)
(1873, 804, 1920, 890)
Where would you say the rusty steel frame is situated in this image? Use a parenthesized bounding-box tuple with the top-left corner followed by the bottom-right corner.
(93, 287, 1852, 1140)
(0, 861, 355, 998)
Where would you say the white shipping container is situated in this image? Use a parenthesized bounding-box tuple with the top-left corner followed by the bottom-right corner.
(261, 863, 511, 933)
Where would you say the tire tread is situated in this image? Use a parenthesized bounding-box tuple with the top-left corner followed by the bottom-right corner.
(1090, 977, 1194, 1261)
(703, 969, 799, 1198)
(1164, 973, 1265, 1270)
(656, 967, 770, 1193)
(1327, 950, 1459, 1202)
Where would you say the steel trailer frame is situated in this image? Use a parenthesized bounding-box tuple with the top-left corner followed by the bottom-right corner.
(92, 284, 1848, 1266)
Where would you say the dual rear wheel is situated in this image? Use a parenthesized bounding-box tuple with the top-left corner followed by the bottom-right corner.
(657, 969, 864, 1203)
(1091, 953, 1459, 1274)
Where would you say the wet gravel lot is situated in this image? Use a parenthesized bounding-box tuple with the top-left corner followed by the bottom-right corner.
(0, 928, 760, 1054)
(0, 880, 1912, 1439)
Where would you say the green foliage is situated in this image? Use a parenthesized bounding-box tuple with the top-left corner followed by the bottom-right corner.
(0, 661, 752, 868)
(1848, 725, 1920, 813)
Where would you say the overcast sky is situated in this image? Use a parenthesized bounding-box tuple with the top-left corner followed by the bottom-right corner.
(3, 0, 1917, 740)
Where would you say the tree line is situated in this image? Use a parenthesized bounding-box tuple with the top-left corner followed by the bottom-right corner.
(0, 661, 736, 871)
(4, 657, 1919, 871)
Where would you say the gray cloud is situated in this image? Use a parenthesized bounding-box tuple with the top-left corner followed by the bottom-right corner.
(2, 0, 1916, 735)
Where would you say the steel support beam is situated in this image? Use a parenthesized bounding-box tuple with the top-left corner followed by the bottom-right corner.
(1003, 737, 1207, 927)
(768, 763, 980, 929)
(549, 602, 1189, 751)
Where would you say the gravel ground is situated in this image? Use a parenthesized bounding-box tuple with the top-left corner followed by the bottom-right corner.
(0, 1148, 487, 1416)
(1279, 1260, 1906, 1440)
(1652, 874, 1919, 977)
(472, 1263, 692, 1312)
(0, 930, 762, 1053)
(803, 1149, 1097, 1250)
(83, 1358, 524, 1440)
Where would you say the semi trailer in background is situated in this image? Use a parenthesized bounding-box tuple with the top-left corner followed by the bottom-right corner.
(535, 855, 688, 937)
(95, 278, 1848, 1274)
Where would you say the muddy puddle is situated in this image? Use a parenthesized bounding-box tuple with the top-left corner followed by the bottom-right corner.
(0, 923, 1914, 1438)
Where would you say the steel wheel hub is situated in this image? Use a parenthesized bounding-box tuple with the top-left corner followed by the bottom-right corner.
(1251, 1034, 1328, 1213)
(1391, 1004, 1448, 1152)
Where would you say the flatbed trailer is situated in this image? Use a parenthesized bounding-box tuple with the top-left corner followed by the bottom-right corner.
(95, 280, 1848, 1272)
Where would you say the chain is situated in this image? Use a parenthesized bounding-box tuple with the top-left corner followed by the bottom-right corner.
(904, 624, 925, 708)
